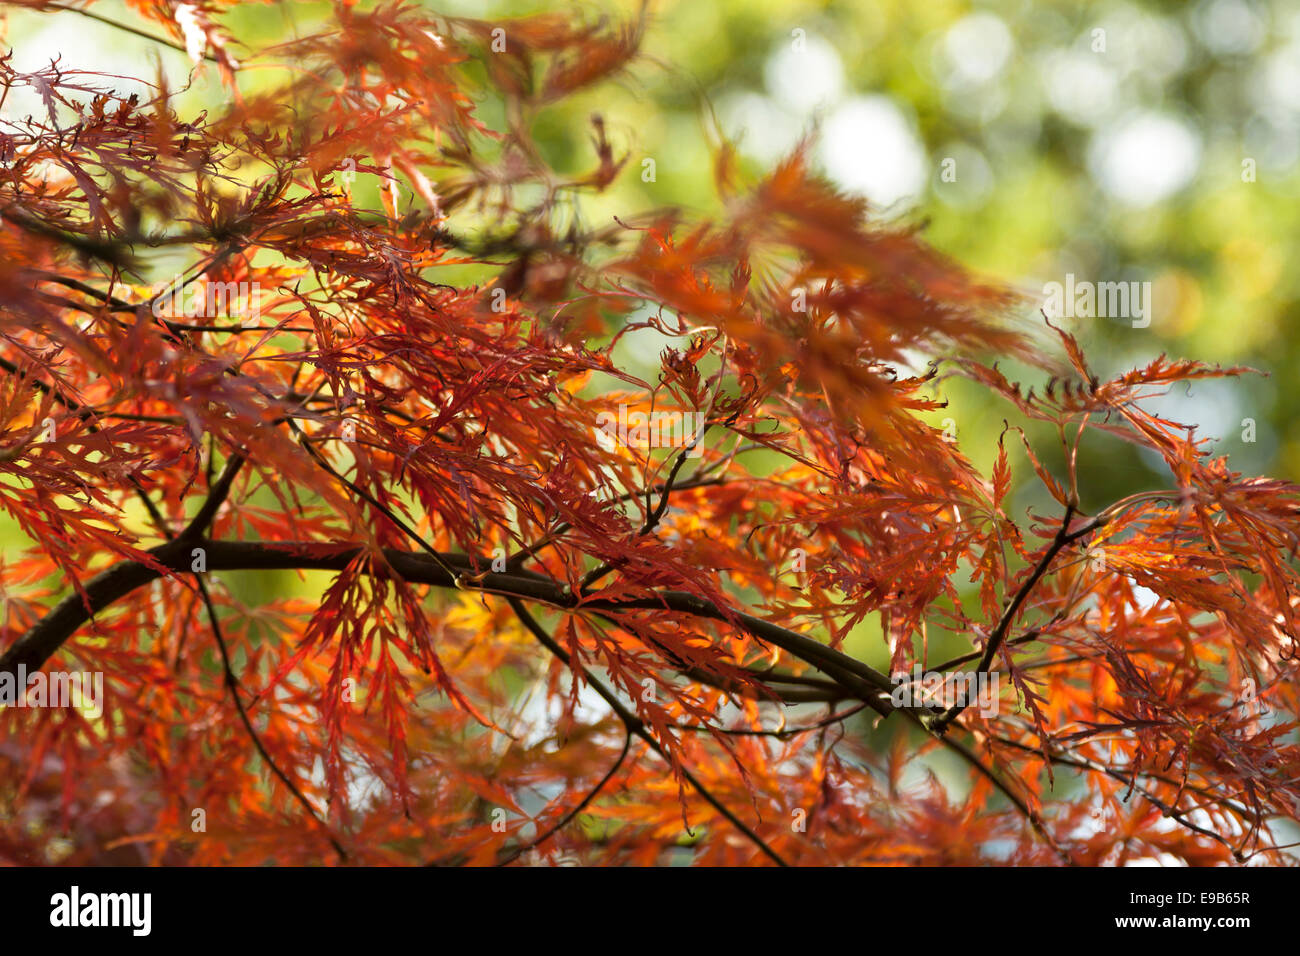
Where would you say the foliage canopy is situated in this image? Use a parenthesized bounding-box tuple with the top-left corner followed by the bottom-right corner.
(1, 1, 1298, 866)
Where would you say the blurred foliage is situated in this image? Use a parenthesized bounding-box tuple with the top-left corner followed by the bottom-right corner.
(2, 0, 1296, 613)
(1, 0, 1295, 827)
(4, 0, 1297, 508)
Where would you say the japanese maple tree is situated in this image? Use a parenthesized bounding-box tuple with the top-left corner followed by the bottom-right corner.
(1, 0, 1298, 867)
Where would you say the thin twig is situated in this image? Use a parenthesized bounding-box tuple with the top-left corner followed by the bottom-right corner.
(44, 2, 222, 63)
(506, 596, 789, 866)
(579, 441, 697, 591)
(496, 730, 632, 866)
(180, 455, 245, 540)
(674, 702, 869, 738)
(0, 354, 170, 537)
(932, 507, 1102, 732)
(193, 574, 348, 862)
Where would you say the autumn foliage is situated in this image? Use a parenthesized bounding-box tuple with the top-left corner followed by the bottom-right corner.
(2, 0, 1299, 867)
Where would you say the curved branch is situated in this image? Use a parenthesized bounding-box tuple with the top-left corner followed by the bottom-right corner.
(0, 540, 901, 717)
(494, 730, 633, 867)
(932, 507, 1102, 732)
(505, 597, 788, 866)
(194, 573, 348, 862)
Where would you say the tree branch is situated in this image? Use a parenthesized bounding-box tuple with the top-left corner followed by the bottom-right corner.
(0, 540, 902, 721)
(193, 574, 348, 862)
(931, 507, 1101, 732)
(505, 597, 789, 866)
(494, 729, 632, 867)
(44, 2, 222, 63)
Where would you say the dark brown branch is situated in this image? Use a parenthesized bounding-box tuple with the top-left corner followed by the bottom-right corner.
(505, 597, 789, 866)
(931, 507, 1101, 732)
(676, 663, 846, 703)
(0, 540, 900, 720)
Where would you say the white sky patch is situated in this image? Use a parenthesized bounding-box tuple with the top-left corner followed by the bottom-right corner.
(1124, 852, 1186, 866)
(1131, 584, 1162, 611)
(1258, 42, 1300, 114)
(820, 95, 928, 210)
(717, 91, 804, 166)
(891, 347, 937, 379)
(1041, 49, 1118, 126)
(1136, 376, 1244, 445)
(0, 14, 188, 122)
(1107, 11, 1189, 79)
(941, 12, 1014, 87)
(765, 35, 845, 113)
(1087, 111, 1202, 206)
(173, 3, 208, 66)
(1191, 0, 1265, 56)
(515, 674, 615, 748)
